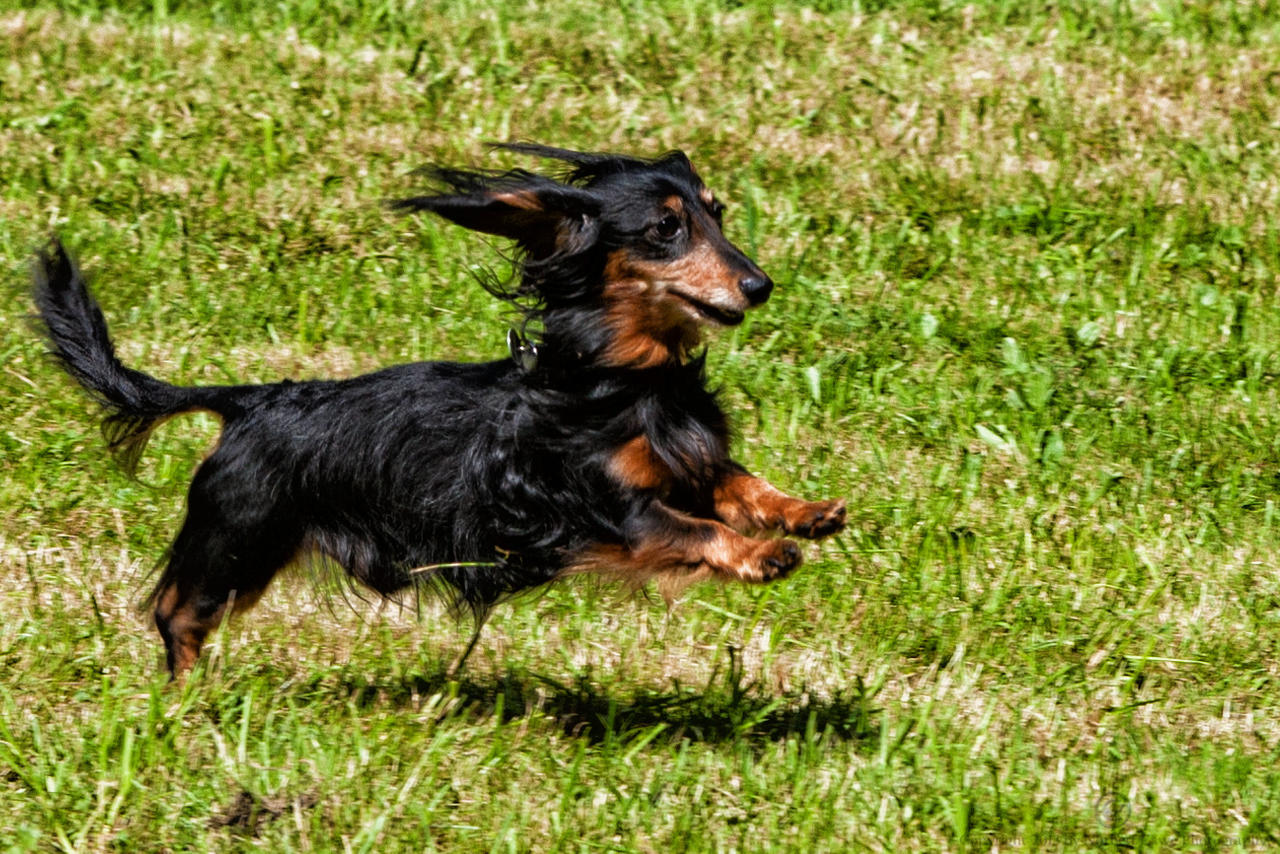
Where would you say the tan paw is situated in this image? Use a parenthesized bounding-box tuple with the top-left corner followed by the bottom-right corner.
(745, 538, 802, 583)
(788, 498, 846, 539)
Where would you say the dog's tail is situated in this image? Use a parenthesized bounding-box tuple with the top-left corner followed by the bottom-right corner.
(32, 238, 221, 474)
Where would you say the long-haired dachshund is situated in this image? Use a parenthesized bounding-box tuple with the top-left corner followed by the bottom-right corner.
(33, 144, 846, 676)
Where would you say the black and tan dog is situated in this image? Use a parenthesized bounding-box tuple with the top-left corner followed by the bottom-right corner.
(33, 144, 846, 675)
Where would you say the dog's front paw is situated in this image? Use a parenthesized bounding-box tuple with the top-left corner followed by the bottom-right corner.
(751, 538, 802, 583)
(788, 498, 846, 539)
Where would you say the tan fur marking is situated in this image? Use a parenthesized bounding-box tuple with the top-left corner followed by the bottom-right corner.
(599, 247, 746, 368)
(663, 242, 738, 290)
(609, 435, 671, 492)
(564, 505, 801, 599)
(154, 588, 225, 675)
(698, 186, 715, 207)
(714, 469, 847, 538)
(714, 470, 794, 532)
(155, 582, 272, 674)
(490, 189, 543, 210)
(155, 582, 180, 620)
(599, 251, 692, 368)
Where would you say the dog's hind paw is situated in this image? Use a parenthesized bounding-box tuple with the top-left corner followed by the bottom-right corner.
(789, 499, 846, 540)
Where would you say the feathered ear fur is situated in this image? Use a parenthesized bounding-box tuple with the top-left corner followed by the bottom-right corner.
(393, 168, 601, 259)
(488, 142, 649, 179)
(489, 142, 692, 186)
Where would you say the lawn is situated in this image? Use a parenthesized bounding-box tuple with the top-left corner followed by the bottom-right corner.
(4, 0, 1280, 850)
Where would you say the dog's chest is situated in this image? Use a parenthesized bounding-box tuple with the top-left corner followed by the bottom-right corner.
(589, 365, 729, 499)
(608, 434, 676, 494)
(606, 423, 726, 499)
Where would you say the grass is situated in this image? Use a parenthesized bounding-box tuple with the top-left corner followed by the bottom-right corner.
(4, 0, 1280, 849)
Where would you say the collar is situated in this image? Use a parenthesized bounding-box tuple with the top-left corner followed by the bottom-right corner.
(506, 328, 539, 373)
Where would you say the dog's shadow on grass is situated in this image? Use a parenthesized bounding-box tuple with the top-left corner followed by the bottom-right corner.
(299, 651, 881, 745)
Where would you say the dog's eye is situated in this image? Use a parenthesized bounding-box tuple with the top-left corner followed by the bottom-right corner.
(653, 213, 682, 240)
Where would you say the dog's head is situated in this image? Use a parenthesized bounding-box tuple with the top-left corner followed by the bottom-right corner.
(396, 144, 773, 368)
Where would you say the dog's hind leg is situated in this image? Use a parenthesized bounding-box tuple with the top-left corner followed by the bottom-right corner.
(151, 467, 302, 676)
(152, 524, 300, 676)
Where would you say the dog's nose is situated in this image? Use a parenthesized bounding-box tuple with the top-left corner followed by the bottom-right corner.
(738, 272, 774, 305)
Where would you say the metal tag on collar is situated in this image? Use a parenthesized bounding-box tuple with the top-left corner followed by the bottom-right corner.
(507, 328, 539, 373)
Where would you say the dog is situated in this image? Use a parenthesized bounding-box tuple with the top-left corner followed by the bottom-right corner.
(33, 144, 847, 676)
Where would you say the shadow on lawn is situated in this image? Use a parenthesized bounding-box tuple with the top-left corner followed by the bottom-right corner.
(303, 648, 882, 745)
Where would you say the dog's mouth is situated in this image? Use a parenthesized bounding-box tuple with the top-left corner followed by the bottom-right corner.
(669, 290, 746, 327)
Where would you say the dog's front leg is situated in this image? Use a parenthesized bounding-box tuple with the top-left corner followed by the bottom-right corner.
(571, 500, 802, 584)
(712, 464, 846, 539)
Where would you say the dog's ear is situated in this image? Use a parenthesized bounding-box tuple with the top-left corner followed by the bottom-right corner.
(394, 172, 600, 258)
